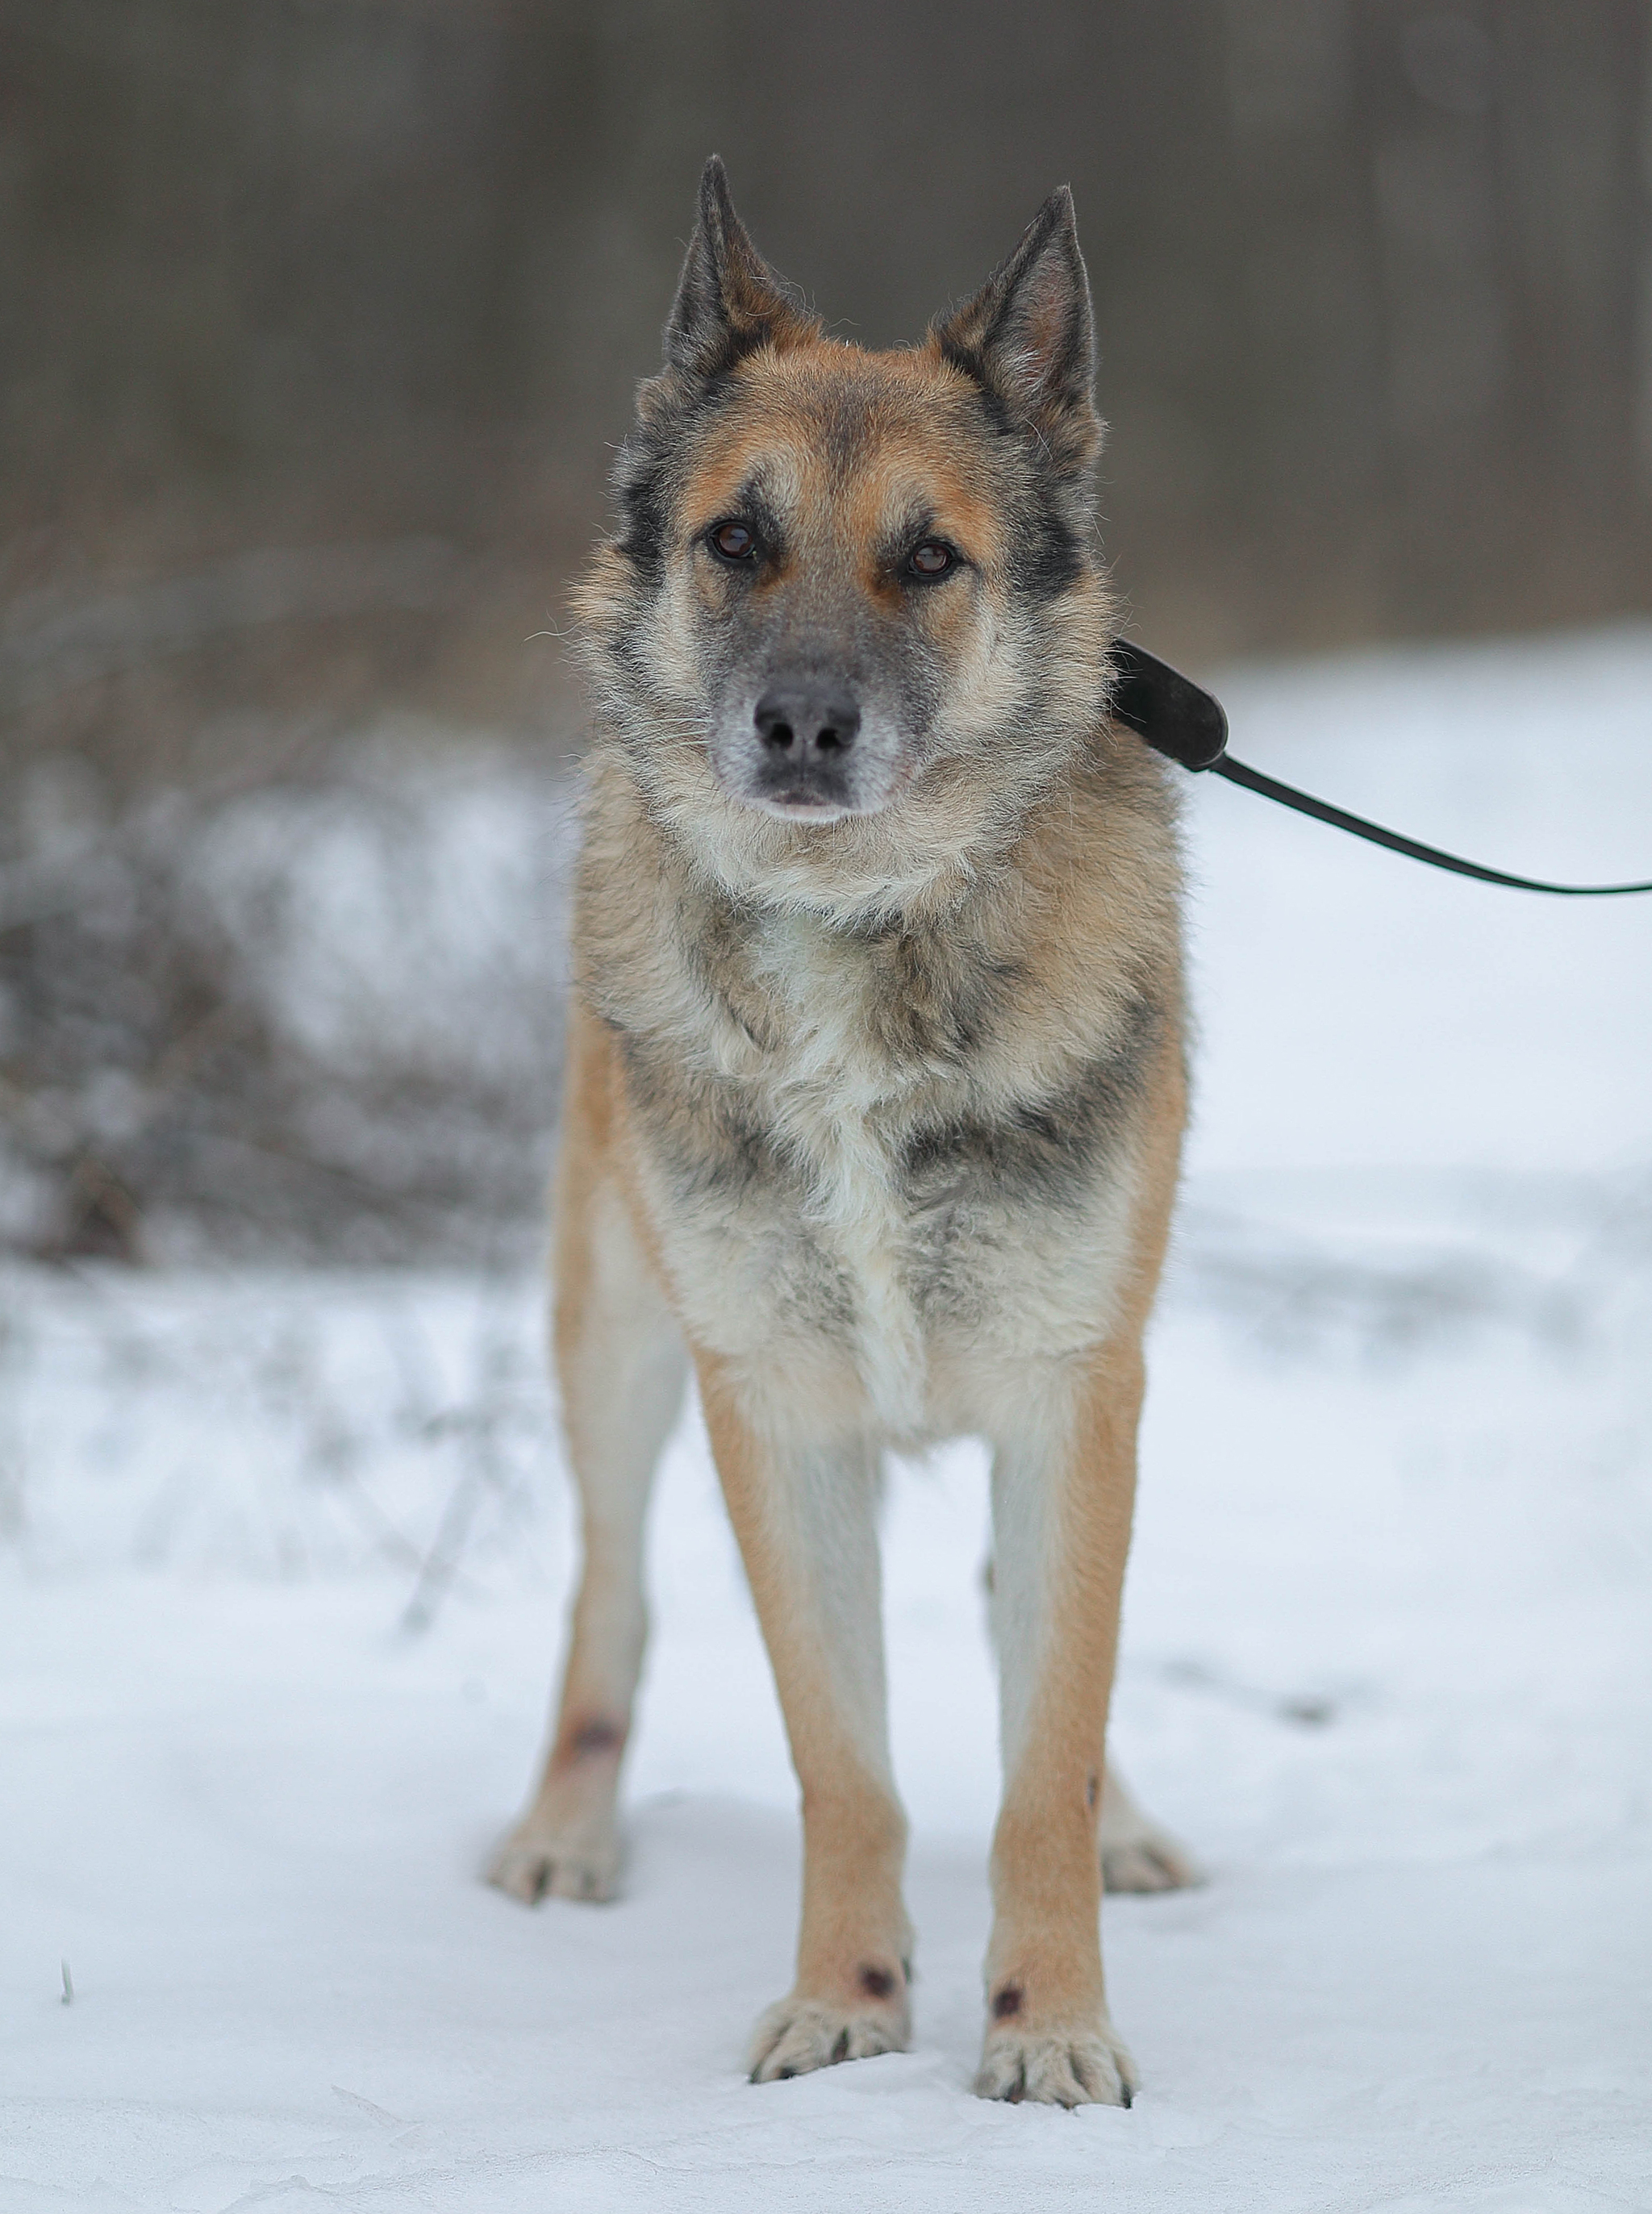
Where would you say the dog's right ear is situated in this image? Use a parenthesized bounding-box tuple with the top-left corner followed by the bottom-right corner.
(664, 156, 817, 378)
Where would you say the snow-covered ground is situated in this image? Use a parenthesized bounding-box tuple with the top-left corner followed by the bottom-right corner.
(4, 627, 1651, 2212)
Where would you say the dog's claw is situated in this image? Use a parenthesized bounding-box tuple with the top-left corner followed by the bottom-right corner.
(748, 1995, 910, 2083)
(975, 2024, 1137, 2108)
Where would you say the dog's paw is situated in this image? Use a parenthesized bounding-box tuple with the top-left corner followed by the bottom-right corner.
(1099, 1820, 1203, 1895)
(748, 1992, 912, 2083)
(974, 2021, 1138, 2108)
(1097, 1776, 1204, 1895)
(486, 1813, 621, 1904)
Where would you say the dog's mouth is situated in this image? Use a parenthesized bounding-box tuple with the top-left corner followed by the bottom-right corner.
(712, 749, 892, 826)
(744, 790, 855, 824)
(711, 728, 916, 828)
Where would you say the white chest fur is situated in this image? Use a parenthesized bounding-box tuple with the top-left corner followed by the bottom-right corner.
(742, 913, 932, 1434)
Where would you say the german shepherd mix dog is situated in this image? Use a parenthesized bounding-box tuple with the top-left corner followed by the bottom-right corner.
(490, 158, 1198, 2108)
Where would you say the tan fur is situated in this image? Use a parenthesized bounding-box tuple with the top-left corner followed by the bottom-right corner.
(490, 166, 1199, 2105)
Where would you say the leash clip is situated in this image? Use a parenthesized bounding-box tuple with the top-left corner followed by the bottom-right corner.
(1109, 640, 1229, 771)
(1110, 636, 1652, 898)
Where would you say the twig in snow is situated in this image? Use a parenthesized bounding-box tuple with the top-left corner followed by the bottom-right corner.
(1158, 1654, 1352, 1728)
(399, 1463, 487, 1636)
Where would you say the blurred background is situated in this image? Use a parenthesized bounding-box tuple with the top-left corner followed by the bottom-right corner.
(6, 21, 1652, 2182)
(2, 0, 1650, 1261)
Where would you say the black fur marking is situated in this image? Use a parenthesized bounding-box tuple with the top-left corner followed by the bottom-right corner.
(928, 371, 1097, 590)
(616, 466, 669, 582)
(901, 999, 1161, 1215)
(858, 1965, 897, 2000)
(1009, 504, 1086, 602)
(612, 369, 753, 582)
(618, 1037, 777, 1200)
(992, 1985, 1024, 2020)
(680, 899, 782, 1054)
(852, 926, 1015, 1067)
(602, 618, 662, 696)
(939, 346, 1017, 440)
(614, 1034, 860, 1338)
(813, 375, 887, 477)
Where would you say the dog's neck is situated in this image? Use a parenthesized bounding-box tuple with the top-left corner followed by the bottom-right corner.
(575, 722, 1183, 1165)
(619, 730, 1088, 940)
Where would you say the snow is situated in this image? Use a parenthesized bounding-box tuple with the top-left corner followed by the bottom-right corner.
(3, 625, 1651, 2212)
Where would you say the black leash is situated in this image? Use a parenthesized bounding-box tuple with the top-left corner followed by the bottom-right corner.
(1110, 640, 1652, 899)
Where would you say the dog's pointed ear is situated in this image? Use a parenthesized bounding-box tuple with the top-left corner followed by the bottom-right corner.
(934, 187, 1099, 471)
(664, 156, 816, 378)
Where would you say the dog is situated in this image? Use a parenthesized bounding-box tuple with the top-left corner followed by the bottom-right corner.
(490, 157, 1197, 2108)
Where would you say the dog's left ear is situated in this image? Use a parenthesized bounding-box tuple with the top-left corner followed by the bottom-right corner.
(934, 187, 1099, 473)
(664, 156, 818, 379)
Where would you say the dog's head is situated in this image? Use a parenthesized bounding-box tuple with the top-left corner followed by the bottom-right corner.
(577, 159, 1117, 911)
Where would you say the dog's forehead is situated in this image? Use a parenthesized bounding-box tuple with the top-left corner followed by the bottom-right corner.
(682, 345, 999, 544)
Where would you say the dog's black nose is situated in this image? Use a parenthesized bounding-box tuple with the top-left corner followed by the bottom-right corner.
(753, 687, 861, 756)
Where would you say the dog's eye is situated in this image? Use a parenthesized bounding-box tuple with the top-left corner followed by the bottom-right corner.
(709, 521, 758, 563)
(907, 541, 953, 578)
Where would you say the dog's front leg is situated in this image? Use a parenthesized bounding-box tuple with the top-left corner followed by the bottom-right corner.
(975, 1338, 1145, 2107)
(490, 1005, 687, 1906)
(696, 1354, 913, 2081)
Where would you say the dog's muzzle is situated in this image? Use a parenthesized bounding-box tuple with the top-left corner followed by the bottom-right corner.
(747, 682, 861, 814)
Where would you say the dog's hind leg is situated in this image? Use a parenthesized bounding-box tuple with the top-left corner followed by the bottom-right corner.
(490, 1016, 686, 1905)
(1098, 1759, 1203, 1895)
(981, 1559, 1201, 1895)
(695, 1355, 914, 2081)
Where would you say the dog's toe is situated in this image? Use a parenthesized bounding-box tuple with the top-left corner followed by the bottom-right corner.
(974, 2023, 1137, 2108)
(748, 1995, 910, 2083)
